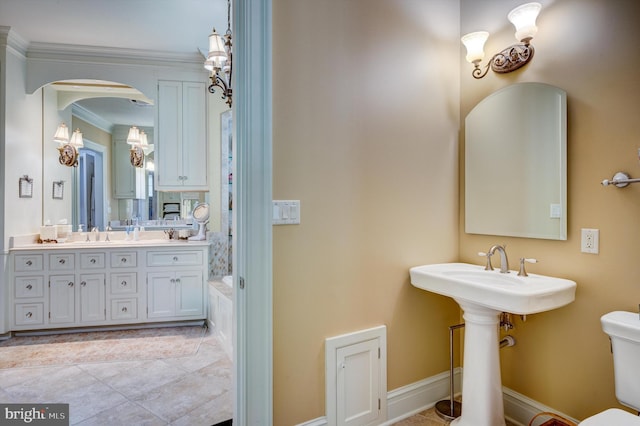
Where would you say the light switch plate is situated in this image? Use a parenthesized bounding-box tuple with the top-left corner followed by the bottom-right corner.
(273, 200, 301, 225)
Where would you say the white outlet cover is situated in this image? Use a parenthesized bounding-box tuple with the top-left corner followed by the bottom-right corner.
(581, 228, 599, 254)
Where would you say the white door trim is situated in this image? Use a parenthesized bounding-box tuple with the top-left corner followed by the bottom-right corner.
(233, 0, 273, 424)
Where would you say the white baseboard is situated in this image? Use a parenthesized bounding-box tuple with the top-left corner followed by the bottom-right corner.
(297, 369, 578, 426)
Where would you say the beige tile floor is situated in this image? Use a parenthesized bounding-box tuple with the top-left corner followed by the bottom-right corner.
(0, 327, 232, 425)
(394, 406, 518, 425)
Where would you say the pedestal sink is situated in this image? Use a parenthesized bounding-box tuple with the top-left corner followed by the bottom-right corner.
(410, 263, 576, 426)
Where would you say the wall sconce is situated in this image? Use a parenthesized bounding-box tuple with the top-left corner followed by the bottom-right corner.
(126, 126, 148, 168)
(53, 123, 84, 167)
(204, 0, 232, 107)
(462, 2, 541, 79)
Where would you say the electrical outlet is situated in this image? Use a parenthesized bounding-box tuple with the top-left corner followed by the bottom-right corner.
(581, 228, 599, 254)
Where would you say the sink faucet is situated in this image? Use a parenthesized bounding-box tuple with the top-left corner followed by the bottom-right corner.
(488, 244, 510, 273)
(91, 227, 100, 242)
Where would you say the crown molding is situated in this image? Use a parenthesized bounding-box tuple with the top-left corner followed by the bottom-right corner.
(0, 26, 30, 57)
(72, 103, 114, 134)
(27, 42, 205, 69)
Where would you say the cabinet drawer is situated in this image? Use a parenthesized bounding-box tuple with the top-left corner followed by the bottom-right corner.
(49, 253, 75, 271)
(111, 252, 137, 268)
(80, 253, 106, 269)
(110, 272, 137, 295)
(147, 251, 203, 267)
(14, 303, 44, 326)
(14, 254, 44, 272)
(15, 276, 45, 298)
(110, 298, 138, 320)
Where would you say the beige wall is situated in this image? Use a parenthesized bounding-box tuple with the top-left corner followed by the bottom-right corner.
(273, 0, 461, 423)
(460, 0, 640, 421)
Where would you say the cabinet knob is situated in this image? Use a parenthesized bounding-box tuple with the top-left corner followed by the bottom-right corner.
(68, 282, 74, 287)
(90, 258, 96, 264)
(176, 278, 181, 283)
(121, 280, 127, 286)
(59, 258, 66, 264)
(26, 284, 32, 290)
(26, 312, 33, 318)
(173, 256, 178, 262)
(122, 307, 128, 313)
(121, 258, 127, 263)
(170, 278, 176, 283)
(81, 281, 87, 287)
(26, 260, 33, 266)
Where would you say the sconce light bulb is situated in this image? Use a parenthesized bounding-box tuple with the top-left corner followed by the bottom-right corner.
(461, 31, 489, 63)
(508, 2, 541, 42)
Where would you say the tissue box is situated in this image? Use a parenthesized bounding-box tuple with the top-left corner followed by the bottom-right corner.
(40, 226, 57, 241)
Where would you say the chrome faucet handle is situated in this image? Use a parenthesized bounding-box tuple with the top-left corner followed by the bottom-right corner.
(478, 251, 494, 271)
(517, 258, 538, 277)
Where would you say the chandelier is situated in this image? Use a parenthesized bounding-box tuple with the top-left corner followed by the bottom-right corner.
(204, 0, 232, 107)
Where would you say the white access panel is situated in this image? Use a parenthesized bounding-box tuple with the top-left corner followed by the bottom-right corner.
(326, 325, 387, 426)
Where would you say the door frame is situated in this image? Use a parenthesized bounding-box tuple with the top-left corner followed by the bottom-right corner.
(234, 0, 273, 423)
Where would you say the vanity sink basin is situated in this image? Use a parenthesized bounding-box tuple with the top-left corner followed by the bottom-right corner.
(410, 262, 576, 315)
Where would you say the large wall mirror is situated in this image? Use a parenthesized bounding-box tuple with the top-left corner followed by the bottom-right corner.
(42, 80, 206, 231)
(465, 82, 567, 240)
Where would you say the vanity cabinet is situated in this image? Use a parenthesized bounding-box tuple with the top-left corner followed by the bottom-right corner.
(146, 249, 206, 320)
(8, 241, 208, 332)
(156, 80, 208, 190)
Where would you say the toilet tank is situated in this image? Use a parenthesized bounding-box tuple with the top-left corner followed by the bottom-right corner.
(601, 311, 640, 412)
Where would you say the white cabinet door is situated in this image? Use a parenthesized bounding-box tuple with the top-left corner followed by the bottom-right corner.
(336, 338, 382, 426)
(147, 272, 176, 318)
(175, 270, 204, 316)
(181, 82, 207, 188)
(49, 275, 75, 324)
(147, 270, 204, 318)
(156, 80, 207, 190)
(79, 273, 106, 322)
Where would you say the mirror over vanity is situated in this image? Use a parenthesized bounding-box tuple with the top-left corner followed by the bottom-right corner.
(42, 80, 209, 232)
(465, 82, 567, 240)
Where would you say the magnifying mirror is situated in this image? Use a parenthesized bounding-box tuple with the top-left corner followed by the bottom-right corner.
(189, 202, 210, 241)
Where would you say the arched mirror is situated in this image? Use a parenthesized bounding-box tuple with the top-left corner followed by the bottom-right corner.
(465, 82, 567, 240)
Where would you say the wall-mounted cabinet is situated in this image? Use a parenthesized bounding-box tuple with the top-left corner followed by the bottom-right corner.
(156, 80, 208, 191)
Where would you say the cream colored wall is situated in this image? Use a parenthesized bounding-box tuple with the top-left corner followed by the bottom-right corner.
(273, 0, 461, 423)
(460, 0, 640, 421)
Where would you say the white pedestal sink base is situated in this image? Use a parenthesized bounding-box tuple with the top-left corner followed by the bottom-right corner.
(451, 300, 506, 426)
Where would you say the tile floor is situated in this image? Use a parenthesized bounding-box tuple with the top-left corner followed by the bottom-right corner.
(394, 406, 518, 425)
(0, 327, 233, 425)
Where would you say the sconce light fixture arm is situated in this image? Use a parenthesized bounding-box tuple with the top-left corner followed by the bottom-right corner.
(471, 41, 535, 80)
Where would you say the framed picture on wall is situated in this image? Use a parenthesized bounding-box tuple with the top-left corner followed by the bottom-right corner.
(19, 175, 33, 198)
(52, 181, 64, 200)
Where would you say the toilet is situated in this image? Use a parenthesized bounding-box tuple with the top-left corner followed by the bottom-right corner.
(580, 311, 640, 425)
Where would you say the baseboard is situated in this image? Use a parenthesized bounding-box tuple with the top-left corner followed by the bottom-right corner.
(503, 387, 579, 426)
(383, 368, 462, 425)
(297, 369, 578, 426)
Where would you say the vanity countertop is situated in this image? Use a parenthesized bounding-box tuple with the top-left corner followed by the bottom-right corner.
(9, 231, 209, 251)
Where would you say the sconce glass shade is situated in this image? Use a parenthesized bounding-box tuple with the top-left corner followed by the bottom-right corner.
(69, 129, 84, 148)
(53, 123, 70, 145)
(461, 31, 489, 63)
(139, 131, 148, 148)
(126, 126, 141, 145)
(206, 28, 228, 71)
(508, 2, 541, 42)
